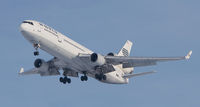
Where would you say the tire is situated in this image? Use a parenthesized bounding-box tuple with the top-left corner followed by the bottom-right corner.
(34, 51, 39, 56)
(98, 76, 102, 81)
(64, 77, 67, 81)
(81, 76, 85, 81)
(63, 81, 67, 84)
(84, 76, 88, 81)
(67, 78, 71, 84)
(95, 74, 99, 79)
(59, 77, 63, 82)
(103, 75, 107, 80)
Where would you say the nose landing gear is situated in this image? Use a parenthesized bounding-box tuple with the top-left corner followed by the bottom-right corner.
(33, 43, 40, 56)
(34, 51, 39, 56)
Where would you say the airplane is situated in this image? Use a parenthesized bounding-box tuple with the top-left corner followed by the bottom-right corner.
(19, 20, 192, 84)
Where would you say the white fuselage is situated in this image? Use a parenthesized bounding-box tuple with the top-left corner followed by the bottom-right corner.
(20, 20, 130, 84)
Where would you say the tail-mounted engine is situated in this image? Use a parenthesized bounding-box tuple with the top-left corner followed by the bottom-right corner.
(107, 52, 117, 56)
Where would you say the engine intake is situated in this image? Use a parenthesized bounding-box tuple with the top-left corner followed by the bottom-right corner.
(91, 53, 98, 62)
(33, 59, 59, 76)
(34, 59, 49, 71)
(90, 53, 106, 66)
(107, 52, 117, 56)
(34, 59, 43, 68)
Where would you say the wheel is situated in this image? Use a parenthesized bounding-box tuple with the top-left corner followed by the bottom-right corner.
(59, 77, 64, 82)
(98, 75, 102, 81)
(84, 76, 88, 81)
(95, 74, 99, 79)
(63, 77, 68, 84)
(99, 77, 102, 81)
(63, 81, 67, 84)
(95, 74, 102, 80)
(102, 75, 107, 80)
(63, 77, 67, 80)
(34, 51, 39, 56)
(67, 78, 71, 84)
(81, 76, 85, 81)
(99, 74, 105, 81)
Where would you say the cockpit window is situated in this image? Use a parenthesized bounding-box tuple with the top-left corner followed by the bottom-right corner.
(22, 21, 34, 25)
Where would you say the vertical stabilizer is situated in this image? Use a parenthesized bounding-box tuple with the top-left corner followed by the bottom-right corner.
(118, 40, 133, 56)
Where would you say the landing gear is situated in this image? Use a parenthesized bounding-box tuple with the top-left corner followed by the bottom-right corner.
(103, 75, 107, 80)
(34, 51, 39, 56)
(81, 71, 88, 81)
(95, 74, 106, 81)
(81, 76, 88, 81)
(33, 43, 40, 56)
(59, 76, 71, 84)
(94, 66, 107, 81)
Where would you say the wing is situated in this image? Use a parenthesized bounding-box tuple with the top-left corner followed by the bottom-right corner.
(19, 58, 62, 76)
(106, 51, 192, 68)
(19, 67, 60, 76)
(19, 68, 38, 75)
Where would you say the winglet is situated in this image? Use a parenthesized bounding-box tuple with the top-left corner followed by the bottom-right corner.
(185, 50, 192, 60)
(19, 68, 24, 74)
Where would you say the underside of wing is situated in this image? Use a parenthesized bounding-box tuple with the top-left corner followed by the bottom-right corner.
(106, 51, 192, 67)
(19, 58, 63, 76)
(19, 67, 60, 76)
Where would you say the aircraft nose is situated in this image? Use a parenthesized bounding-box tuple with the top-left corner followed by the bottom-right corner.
(19, 23, 27, 32)
(19, 22, 33, 39)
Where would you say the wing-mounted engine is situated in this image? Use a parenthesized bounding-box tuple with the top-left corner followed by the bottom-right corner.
(34, 58, 60, 76)
(34, 59, 48, 70)
(90, 53, 106, 66)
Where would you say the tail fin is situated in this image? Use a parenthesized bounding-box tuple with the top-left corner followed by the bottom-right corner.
(118, 40, 133, 56)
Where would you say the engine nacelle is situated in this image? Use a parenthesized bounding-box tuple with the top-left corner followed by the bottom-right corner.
(34, 59, 49, 71)
(107, 52, 117, 56)
(90, 53, 106, 66)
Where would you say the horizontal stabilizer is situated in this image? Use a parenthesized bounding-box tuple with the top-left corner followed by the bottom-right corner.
(123, 71, 156, 78)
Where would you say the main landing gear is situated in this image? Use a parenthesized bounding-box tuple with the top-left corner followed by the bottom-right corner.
(33, 43, 40, 56)
(81, 71, 88, 81)
(94, 66, 107, 81)
(60, 72, 71, 84)
(59, 76, 71, 84)
(95, 73, 107, 81)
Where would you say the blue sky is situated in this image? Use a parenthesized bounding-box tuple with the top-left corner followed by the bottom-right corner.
(0, 0, 199, 107)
